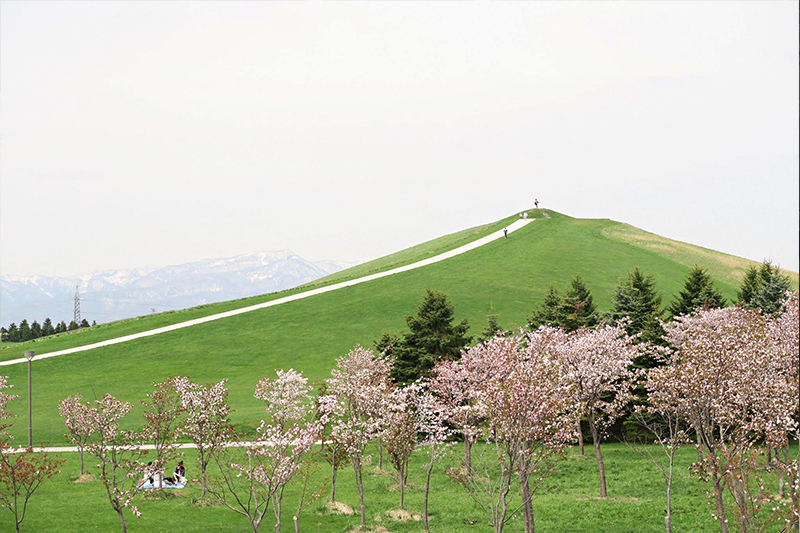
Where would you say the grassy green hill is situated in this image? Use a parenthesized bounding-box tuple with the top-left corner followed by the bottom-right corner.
(2, 209, 797, 445)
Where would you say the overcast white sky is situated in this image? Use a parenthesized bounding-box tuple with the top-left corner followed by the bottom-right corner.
(1, 1, 798, 277)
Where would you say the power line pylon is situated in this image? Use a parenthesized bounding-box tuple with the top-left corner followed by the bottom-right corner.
(73, 285, 81, 324)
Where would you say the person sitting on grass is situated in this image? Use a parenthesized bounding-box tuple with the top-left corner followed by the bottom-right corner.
(166, 461, 186, 485)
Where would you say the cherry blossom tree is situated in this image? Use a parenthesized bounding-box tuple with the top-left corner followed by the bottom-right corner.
(415, 385, 451, 533)
(429, 358, 484, 474)
(0, 376, 63, 533)
(211, 421, 319, 533)
(58, 395, 92, 477)
(58, 393, 148, 533)
(655, 305, 797, 532)
(382, 385, 418, 509)
(141, 377, 185, 489)
(323, 345, 392, 527)
(174, 377, 232, 497)
(210, 370, 322, 533)
(450, 331, 578, 533)
(629, 348, 691, 533)
(0, 445, 63, 533)
(559, 323, 640, 499)
(769, 292, 799, 522)
(254, 369, 312, 429)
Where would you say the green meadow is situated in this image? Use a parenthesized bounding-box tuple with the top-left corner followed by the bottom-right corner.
(2, 210, 796, 445)
(3, 442, 778, 533)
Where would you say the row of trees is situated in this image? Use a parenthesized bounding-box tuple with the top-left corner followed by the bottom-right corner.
(376, 261, 793, 385)
(26, 291, 789, 533)
(1, 318, 96, 343)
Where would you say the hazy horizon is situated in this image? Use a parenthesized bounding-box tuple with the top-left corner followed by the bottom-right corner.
(2, 2, 798, 277)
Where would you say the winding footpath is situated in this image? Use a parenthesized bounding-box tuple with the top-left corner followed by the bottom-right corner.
(1, 218, 533, 368)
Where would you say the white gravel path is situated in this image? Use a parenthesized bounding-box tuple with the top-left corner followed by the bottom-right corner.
(1, 219, 532, 367)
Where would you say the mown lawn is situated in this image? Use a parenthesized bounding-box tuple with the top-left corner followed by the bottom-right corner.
(1, 212, 781, 445)
(4, 442, 783, 533)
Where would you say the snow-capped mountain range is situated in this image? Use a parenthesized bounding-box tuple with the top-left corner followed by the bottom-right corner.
(1, 251, 357, 326)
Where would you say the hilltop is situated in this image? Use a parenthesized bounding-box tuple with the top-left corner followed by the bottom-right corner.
(1, 209, 796, 444)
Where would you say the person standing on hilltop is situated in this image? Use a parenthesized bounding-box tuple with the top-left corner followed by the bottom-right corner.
(534, 198, 539, 209)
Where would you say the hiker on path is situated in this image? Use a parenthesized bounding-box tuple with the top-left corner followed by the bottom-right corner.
(503, 228, 508, 239)
(534, 199, 539, 209)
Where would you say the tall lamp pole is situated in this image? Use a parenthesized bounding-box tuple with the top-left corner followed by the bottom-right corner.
(24, 351, 34, 449)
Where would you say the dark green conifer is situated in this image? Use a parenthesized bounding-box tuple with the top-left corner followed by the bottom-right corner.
(528, 285, 564, 329)
(42, 318, 55, 337)
(560, 275, 599, 331)
(18, 319, 31, 341)
(390, 289, 471, 384)
(608, 268, 665, 366)
(667, 266, 726, 318)
(479, 307, 503, 342)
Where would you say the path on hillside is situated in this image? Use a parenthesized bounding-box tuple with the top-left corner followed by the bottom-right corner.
(0, 219, 533, 367)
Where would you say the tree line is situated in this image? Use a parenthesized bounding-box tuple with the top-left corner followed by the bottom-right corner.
(377, 260, 793, 384)
(1, 318, 96, 343)
(1, 291, 795, 533)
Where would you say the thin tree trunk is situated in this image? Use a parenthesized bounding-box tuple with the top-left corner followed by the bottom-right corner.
(424, 449, 435, 532)
(778, 446, 787, 498)
(577, 420, 585, 456)
(330, 463, 337, 502)
(399, 464, 406, 509)
(117, 507, 127, 533)
(588, 415, 607, 498)
(200, 446, 207, 497)
(353, 457, 366, 526)
(13, 491, 20, 533)
(293, 515, 300, 533)
(79, 447, 85, 476)
(519, 471, 535, 533)
(464, 437, 472, 473)
(274, 498, 282, 533)
(378, 438, 383, 471)
(665, 451, 674, 533)
(711, 471, 729, 533)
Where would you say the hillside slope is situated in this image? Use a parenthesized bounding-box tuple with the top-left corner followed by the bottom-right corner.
(3, 209, 796, 444)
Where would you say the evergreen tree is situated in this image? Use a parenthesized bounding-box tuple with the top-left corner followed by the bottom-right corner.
(374, 333, 400, 358)
(390, 289, 471, 384)
(30, 320, 42, 339)
(560, 275, 599, 331)
(736, 261, 793, 316)
(608, 268, 665, 364)
(479, 307, 503, 342)
(79, 319, 90, 328)
(7, 323, 19, 342)
(528, 285, 564, 329)
(42, 317, 55, 337)
(667, 266, 726, 318)
(56, 321, 67, 334)
(68, 320, 79, 331)
(750, 262, 793, 315)
(18, 319, 31, 341)
(737, 266, 760, 306)
(0, 327, 7, 342)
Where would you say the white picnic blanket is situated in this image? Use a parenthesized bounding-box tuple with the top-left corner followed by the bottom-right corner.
(138, 482, 186, 490)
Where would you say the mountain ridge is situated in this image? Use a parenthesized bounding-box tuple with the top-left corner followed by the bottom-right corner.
(0, 250, 357, 325)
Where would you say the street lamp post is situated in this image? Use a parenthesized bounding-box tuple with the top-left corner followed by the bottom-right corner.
(24, 351, 34, 449)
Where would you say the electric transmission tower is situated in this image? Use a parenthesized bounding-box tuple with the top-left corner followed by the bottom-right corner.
(73, 285, 81, 324)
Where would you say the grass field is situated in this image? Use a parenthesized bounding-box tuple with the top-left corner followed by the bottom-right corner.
(3, 442, 785, 533)
(2, 210, 796, 445)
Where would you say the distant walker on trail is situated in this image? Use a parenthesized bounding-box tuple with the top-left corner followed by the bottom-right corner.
(503, 228, 508, 239)
(534, 198, 539, 209)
